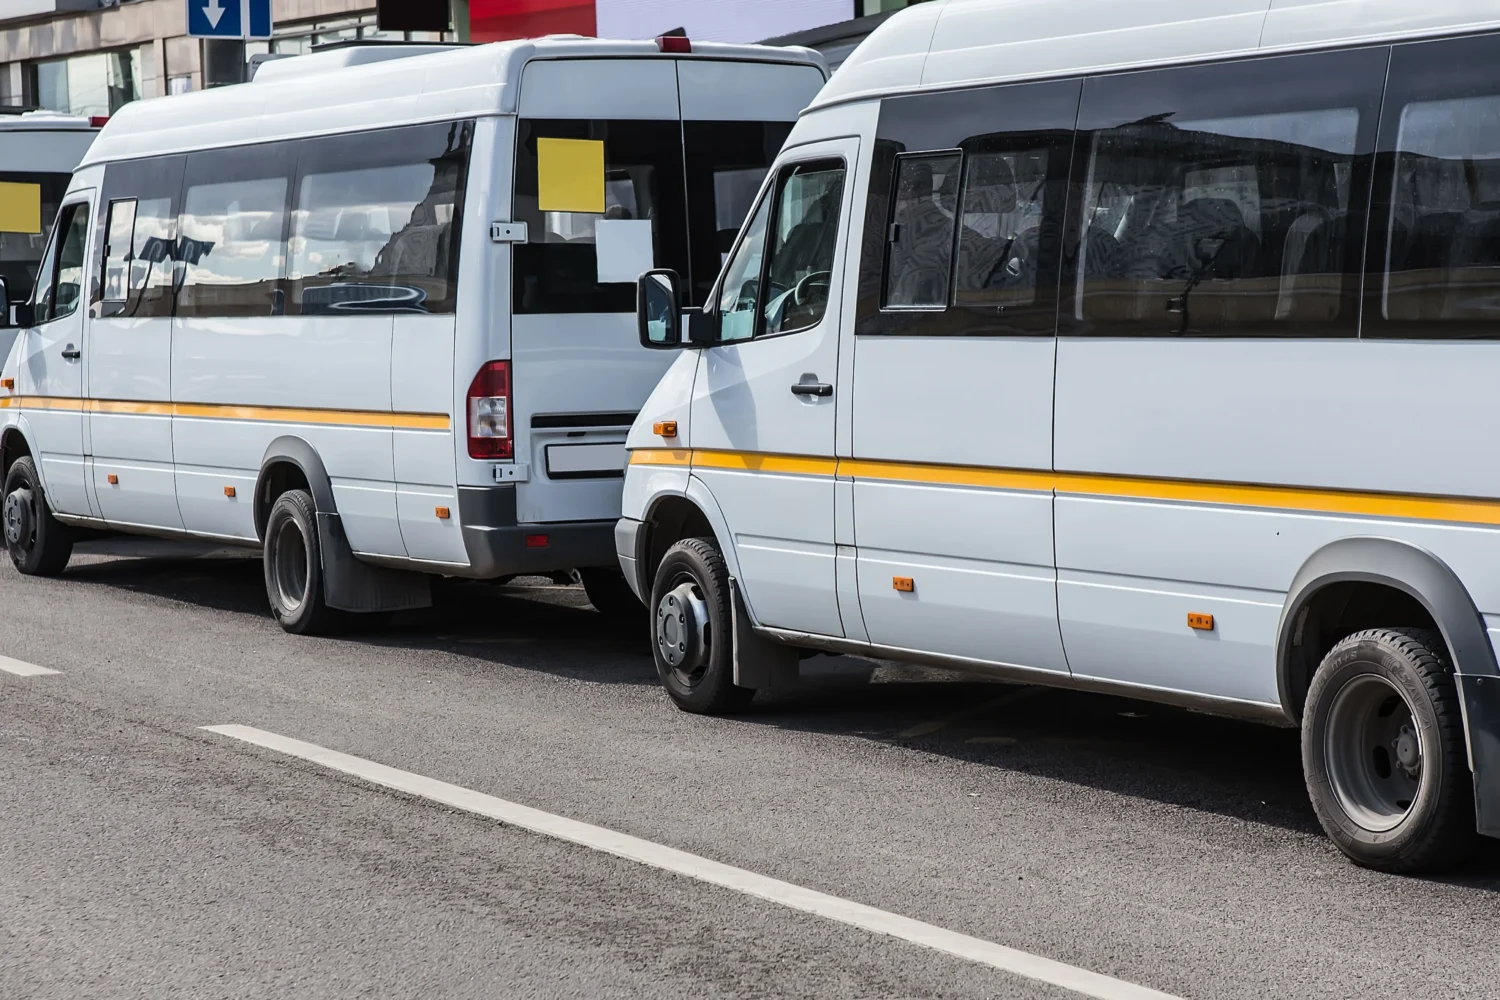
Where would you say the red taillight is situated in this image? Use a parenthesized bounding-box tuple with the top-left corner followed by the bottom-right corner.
(89, 116, 109, 128)
(467, 360, 512, 460)
(656, 33, 691, 54)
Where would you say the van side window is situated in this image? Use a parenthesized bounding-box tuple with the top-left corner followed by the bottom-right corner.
(100, 198, 137, 309)
(288, 121, 471, 316)
(1067, 47, 1386, 338)
(96, 154, 185, 320)
(1368, 32, 1500, 339)
(856, 78, 1080, 336)
(715, 158, 846, 341)
(34, 202, 89, 324)
(513, 118, 689, 315)
(179, 143, 294, 318)
(883, 153, 960, 308)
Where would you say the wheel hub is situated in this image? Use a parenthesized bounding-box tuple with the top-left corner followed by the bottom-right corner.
(656, 581, 708, 674)
(1394, 724, 1421, 776)
(1325, 674, 1423, 833)
(4, 488, 33, 548)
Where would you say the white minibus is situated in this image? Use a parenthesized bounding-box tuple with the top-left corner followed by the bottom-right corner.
(620, 0, 1500, 872)
(0, 39, 826, 631)
(0, 111, 99, 324)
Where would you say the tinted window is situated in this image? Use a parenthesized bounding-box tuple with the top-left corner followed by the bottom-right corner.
(683, 120, 793, 306)
(289, 121, 471, 315)
(179, 143, 293, 317)
(1066, 48, 1386, 338)
(0, 172, 70, 305)
(513, 118, 688, 315)
(884, 152, 960, 308)
(95, 154, 185, 319)
(1369, 32, 1500, 338)
(857, 78, 1080, 336)
(35, 201, 89, 324)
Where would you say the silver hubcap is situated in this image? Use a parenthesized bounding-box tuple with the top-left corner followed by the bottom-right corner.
(4, 487, 33, 549)
(656, 581, 709, 680)
(1325, 674, 1423, 832)
(271, 519, 308, 614)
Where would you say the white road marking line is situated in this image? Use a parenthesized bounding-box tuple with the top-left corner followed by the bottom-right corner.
(0, 655, 59, 677)
(203, 724, 1182, 1000)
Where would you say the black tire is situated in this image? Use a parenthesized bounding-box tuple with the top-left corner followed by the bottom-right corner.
(579, 566, 645, 624)
(649, 537, 753, 714)
(263, 489, 338, 636)
(3, 456, 72, 576)
(1302, 627, 1476, 873)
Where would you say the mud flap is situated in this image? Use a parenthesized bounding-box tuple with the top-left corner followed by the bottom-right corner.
(1458, 673, 1500, 838)
(316, 512, 433, 613)
(730, 577, 798, 691)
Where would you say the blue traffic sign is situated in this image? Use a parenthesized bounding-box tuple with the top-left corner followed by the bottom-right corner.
(187, 0, 272, 40)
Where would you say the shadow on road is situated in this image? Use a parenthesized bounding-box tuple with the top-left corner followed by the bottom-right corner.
(51, 543, 1500, 886)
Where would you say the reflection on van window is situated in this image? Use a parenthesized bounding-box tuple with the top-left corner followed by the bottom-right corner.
(884, 153, 959, 308)
(1075, 106, 1362, 336)
(763, 161, 845, 336)
(1385, 94, 1500, 328)
(35, 202, 89, 324)
(288, 121, 471, 315)
(717, 191, 771, 342)
(954, 148, 1050, 310)
(180, 176, 288, 317)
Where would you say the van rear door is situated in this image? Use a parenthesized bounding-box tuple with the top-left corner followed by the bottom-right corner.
(508, 56, 824, 526)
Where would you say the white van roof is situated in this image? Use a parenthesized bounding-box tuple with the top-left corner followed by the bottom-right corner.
(82, 37, 827, 168)
(812, 0, 1500, 112)
(0, 110, 97, 131)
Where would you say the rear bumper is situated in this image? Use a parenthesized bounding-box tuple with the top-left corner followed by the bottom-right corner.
(457, 485, 617, 580)
(615, 516, 647, 601)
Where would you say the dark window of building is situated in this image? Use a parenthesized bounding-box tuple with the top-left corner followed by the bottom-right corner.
(1065, 47, 1386, 338)
(1368, 32, 1500, 339)
(288, 121, 472, 315)
(178, 143, 294, 317)
(96, 154, 186, 319)
(883, 152, 960, 308)
(856, 77, 1081, 336)
(513, 118, 688, 315)
(683, 119, 794, 307)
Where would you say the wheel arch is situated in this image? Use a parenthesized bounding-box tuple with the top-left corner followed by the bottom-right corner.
(636, 477, 745, 610)
(253, 436, 337, 543)
(1277, 536, 1500, 839)
(1, 423, 33, 481)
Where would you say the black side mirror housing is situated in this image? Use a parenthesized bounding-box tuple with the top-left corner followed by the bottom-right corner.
(637, 269, 683, 349)
(10, 302, 34, 328)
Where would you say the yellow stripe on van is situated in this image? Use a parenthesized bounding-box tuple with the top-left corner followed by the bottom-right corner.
(626, 447, 1500, 529)
(0, 395, 449, 431)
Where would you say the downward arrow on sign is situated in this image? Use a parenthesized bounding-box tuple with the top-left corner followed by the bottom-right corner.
(203, 0, 226, 28)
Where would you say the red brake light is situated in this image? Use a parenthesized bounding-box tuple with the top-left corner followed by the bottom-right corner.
(656, 34, 691, 54)
(89, 116, 109, 128)
(467, 360, 512, 460)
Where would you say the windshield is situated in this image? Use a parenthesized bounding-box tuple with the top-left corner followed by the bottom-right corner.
(0, 172, 71, 304)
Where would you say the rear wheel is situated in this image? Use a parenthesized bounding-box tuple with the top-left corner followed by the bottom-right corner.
(1302, 627, 1475, 872)
(579, 566, 645, 625)
(263, 489, 337, 635)
(3, 456, 72, 576)
(650, 537, 753, 714)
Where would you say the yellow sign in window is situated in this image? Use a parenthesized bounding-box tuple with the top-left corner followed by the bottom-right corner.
(537, 138, 605, 214)
(0, 182, 42, 235)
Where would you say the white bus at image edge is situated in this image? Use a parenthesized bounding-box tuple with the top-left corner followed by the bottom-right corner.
(619, 0, 1500, 874)
(0, 38, 827, 632)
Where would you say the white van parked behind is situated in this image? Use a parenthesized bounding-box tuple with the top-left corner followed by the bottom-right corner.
(621, 0, 1500, 872)
(0, 38, 825, 631)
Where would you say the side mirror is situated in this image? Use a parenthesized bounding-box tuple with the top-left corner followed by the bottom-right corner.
(637, 269, 683, 349)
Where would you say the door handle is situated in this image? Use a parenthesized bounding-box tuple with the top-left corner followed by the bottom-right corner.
(61, 345, 81, 361)
(790, 382, 832, 397)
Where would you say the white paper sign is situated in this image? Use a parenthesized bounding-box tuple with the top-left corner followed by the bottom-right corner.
(595, 219, 655, 284)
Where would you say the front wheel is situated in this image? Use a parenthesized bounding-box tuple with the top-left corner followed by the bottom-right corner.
(263, 489, 337, 635)
(3, 456, 72, 576)
(1302, 627, 1476, 872)
(649, 538, 753, 715)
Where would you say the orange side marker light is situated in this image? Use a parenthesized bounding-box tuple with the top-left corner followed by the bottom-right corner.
(653, 420, 678, 438)
(893, 576, 915, 593)
(1187, 612, 1215, 631)
(106, 474, 119, 485)
(1, 378, 13, 390)
(223, 486, 236, 498)
(435, 506, 451, 520)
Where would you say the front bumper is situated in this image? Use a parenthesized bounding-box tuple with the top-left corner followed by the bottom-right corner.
(456, 485, 617, 580)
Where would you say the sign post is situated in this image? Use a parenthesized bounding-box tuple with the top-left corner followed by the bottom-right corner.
(187, 0, 272, 40)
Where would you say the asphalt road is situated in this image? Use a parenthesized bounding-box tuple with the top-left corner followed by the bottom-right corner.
(4, 540, 1500, 999)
